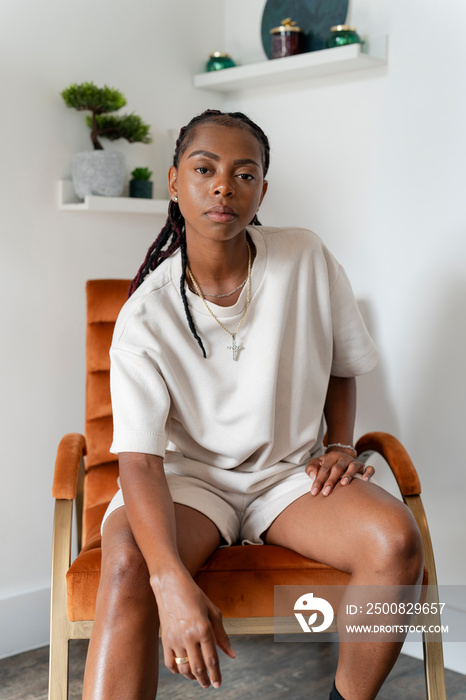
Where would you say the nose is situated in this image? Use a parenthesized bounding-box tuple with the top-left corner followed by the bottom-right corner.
(210, 173, 235, 198)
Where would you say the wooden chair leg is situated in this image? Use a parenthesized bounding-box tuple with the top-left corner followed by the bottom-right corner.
(48, 633, 69, 700)
(48, 499, 73, 700)
(423, 635, 447, 700)
(404, 496, 447, 700)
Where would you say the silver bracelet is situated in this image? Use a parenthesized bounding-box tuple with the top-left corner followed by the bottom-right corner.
(326, 442, 357, 456)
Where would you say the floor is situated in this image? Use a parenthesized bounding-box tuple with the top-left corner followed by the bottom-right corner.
(1, 638, 465, 700)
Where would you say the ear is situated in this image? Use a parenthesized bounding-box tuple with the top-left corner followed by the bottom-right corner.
(168, 166, 178, 201)
(258, 179, 268, 208)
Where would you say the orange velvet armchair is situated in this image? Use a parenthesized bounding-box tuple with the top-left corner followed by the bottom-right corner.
(49, 279, 446, 700)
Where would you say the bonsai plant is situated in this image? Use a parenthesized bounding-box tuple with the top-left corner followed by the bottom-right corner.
(129, 167, 153, 199)
(61, 81, 152, 198)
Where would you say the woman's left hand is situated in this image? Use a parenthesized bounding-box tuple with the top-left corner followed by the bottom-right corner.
(305, 450, 375, 496)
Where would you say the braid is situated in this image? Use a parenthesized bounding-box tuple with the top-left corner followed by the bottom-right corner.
(129, 108, 271, 356)
(179, 236, 206, 358)
(128, 200, 183, 297)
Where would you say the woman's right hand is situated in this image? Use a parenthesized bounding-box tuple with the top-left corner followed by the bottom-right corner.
(151, 568, 235, 689)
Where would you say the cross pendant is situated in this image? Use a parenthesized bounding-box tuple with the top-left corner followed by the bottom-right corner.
(227, 333, 241, 361)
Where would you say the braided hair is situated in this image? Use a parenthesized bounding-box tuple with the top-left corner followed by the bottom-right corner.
(128, 109, 271, 358)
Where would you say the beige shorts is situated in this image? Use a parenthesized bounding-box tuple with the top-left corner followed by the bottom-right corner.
(101, 466, 314, 546)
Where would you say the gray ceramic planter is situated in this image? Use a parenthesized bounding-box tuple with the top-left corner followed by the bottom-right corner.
(72, 151, 126, 198)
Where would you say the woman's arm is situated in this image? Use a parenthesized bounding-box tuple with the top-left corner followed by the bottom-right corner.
(118, 452, 234, 688)
(305, 376, 375, 495)
(119, 452, 183, 575)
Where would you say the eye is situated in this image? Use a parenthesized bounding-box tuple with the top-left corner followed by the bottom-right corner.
(237, 173, 254, 181)
(195, 166, 210, 175)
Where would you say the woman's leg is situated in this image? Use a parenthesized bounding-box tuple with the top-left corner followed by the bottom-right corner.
(265, 479, 424, 700)
(82, 504, 222, 700)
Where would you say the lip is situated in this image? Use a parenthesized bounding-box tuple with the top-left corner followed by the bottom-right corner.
(205, 205, 237, 223)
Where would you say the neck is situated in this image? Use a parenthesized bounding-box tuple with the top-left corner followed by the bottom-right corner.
(188, 230, 252, 278)
(185, 230, 255, 307)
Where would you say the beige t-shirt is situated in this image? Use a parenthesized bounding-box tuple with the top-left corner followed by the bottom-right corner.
(110, 226, 378, 494)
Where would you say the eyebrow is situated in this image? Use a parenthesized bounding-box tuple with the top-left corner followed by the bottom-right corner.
(187, 150, 261, 168)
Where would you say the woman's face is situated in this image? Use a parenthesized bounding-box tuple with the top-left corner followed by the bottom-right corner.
(169, 123, 268, 246)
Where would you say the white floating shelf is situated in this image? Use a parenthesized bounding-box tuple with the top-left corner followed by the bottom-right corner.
(58, 180, 169, 214)
(194, 36, 388, 93)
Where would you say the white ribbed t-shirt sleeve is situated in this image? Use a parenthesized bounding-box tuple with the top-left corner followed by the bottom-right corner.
(330, 265, 379, 377)
(110, 346, 170, 456)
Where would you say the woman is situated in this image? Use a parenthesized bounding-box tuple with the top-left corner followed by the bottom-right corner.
(82, 110, 423, 700)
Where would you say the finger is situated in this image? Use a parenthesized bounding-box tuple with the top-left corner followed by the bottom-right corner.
(305, 457, 322, 481)
(340, 459, 367, 485)
(177, 657, 196, 683)
(164, 646, 180, 675)
(361, 464, 375, 481)
(211, 607, 236, 659)
(321, 470, 345, 494)
(311, 453, 351, 495)
(185, 642, 211, 689)
(200, 637, 222, 689)
(321, 456, 360, 494)
(310, 461, 332, 495)
(340, 461, 376, 485)
(165, 649, 195, 681)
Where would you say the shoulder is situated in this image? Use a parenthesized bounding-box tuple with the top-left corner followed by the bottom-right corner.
(112, 257, 176, 351)
(249, 225, 325, 251)
(249, 225, 341, 283)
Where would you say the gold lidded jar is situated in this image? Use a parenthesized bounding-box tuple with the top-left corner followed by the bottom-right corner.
(270, 18, 305, 59)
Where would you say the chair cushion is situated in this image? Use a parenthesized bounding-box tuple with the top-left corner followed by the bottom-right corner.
(195, 545, 350, 617)
(66, 541, 350, 621)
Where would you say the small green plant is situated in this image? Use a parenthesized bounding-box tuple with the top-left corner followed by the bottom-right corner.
(61, 81, 152, 150)
(131, 167, 153, 181)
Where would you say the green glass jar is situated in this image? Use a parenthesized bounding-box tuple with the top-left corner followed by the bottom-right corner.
(206, 52, 236, 72)
(326, 25, 361, 48)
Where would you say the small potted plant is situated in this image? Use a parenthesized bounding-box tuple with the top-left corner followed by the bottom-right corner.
(129, 167, 153, 199)
(61, 81, 152, 198)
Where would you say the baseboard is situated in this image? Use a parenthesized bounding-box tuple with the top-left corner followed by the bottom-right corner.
(402, 604, 466, 676)
(0, 586, 50, 659)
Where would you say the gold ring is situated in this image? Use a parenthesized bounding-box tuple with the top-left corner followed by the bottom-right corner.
(175, 656, 189, 665)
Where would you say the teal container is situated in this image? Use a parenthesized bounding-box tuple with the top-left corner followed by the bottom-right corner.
(129, 180, 153, 199)
(326, 25, 361, 48)
(206, 52, 236, 72)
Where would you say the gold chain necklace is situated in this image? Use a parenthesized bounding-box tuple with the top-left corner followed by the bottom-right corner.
(189, 276, 247, 299)
(187, 241, 252, 361)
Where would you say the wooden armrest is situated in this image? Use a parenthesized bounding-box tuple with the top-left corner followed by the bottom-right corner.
(355, 431, 421, 496)
(52, 433, 87, 500)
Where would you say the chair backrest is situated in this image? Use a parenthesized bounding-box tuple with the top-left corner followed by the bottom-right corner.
(81, 281, 130, 547)
(85, 280, 130, 471)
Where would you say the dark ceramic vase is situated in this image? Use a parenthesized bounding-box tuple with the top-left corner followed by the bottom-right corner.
(129, 180, 153, 199)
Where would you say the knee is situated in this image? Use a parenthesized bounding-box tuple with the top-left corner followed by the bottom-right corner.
(101, 540, 152, 602)
(365, 505, 424, 584)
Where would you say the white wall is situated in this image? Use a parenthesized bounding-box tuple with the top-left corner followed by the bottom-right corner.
(223, 0, 466, 673)
(0, 0, 225, 657)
